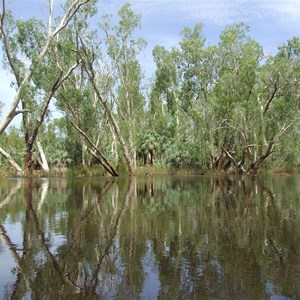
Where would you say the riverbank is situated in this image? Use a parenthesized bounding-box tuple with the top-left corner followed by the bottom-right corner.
(1, 164, 299, 178)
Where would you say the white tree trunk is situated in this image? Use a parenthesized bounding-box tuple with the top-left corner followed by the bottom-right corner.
(0, 0, 92, 134)
(0, 147, 23, 174)
(36, 138, 50, 172)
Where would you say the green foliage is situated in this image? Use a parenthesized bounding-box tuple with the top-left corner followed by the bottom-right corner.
(152, 46, 179, 115)
(165, 143, 192, 167)
(137, 130, 162, 165)
(0, 126, 24, 168)
(149, 21, 300, 173)
(15, 18, 45, 60)
(1, 3, 299, 175)
(36, 118, 74, 167)
(116, 161, 129, 175)
(66, 165, 89, 177)
(137, 130, 160, 152)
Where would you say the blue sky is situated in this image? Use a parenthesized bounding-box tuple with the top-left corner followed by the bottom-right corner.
(1, 0, 300, 124)
(108, 0, 300, 73)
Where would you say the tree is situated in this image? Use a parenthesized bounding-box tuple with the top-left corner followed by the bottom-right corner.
(52, 2, 120, 176)
(209, 23, 264, 173)
(150, 24, 214, 168)
(0, 126, 24, 173)
(246, 37, 300, 172)
(149, 22, 300, 173)
(79, 3, 146, 175)
(137, 130, 161, 166)
(151, 46, 180, 130)
(0, 0, 93, 173)
(208, 26, 300, 173)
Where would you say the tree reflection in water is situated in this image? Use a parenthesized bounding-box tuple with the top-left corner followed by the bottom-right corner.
(0, 175, 299, 299)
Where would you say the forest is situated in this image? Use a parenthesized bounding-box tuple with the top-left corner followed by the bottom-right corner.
(0, 0, 299, 176)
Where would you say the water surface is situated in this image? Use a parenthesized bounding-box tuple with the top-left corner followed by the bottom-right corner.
(0, 175, 299, 299)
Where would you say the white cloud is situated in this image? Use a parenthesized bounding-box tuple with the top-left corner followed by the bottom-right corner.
(260, 0, 300, 23)
(103, 0, 300, 26)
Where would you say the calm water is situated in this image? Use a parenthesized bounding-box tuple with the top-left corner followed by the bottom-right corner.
(0, 175, 299, 299)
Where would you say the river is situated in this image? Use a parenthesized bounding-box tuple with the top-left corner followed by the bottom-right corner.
(0, 175, 299, 299)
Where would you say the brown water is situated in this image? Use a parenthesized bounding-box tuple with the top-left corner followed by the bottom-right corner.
(0, 175, 299, 299)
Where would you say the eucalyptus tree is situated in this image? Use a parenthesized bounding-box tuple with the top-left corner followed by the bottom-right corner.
(150, 24, 215, 167)
(0, 126, 24, 173)
(206, 25, 300, 173)
(150, 45, 194, 166)
(0, 0, 93, 174)
(101, 3, 146, 175)
(209, 23, 264, 173)
(150, 22, 299, 172)
(51, 1, 120, 176)
(79, 3, 146, 175)
(247, 37, 300, 172)
(176, 23, 217, 166)
(151, 46, 180, 129)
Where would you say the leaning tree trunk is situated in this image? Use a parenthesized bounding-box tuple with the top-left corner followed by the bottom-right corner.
(0, 0, 92, 135)
(246, 141, 274, 174)
(36, 137, 50, 172)
(22, 63, 80, 174)
(89, 73, 136, 175)
(249, 120, 299, 173)
(0, 147, 23, 174)
(70, 120, 119, 177)
(222, 147, 244, 174)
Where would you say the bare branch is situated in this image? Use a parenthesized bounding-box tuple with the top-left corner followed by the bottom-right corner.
(52, 0, 91, 37)
(69, 119, 119, 176)
(0, 0, 5, 30)
(48, 0, 54, 34)
(273, 119, 299, 143)
(0, 0, 92, 135)
(263, 82, 277, 116)
(36, 137, 49, 172)
(15, 109, 30, 115)
(222, 146, 242, 173)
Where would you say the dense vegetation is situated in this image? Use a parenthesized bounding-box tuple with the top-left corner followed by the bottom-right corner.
(0, 1, 299, 176)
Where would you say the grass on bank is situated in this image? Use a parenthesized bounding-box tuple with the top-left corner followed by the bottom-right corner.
(0, 164, 299, 178)
(0, 164, 205, 177)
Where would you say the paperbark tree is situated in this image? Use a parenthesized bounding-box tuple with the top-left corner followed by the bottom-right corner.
(0, 0, 93, 173)
(245, 38, 300, 172)
(79, 3, 146, 175)
(149, 22, 300, 173)
(53, 4, 119, 176)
